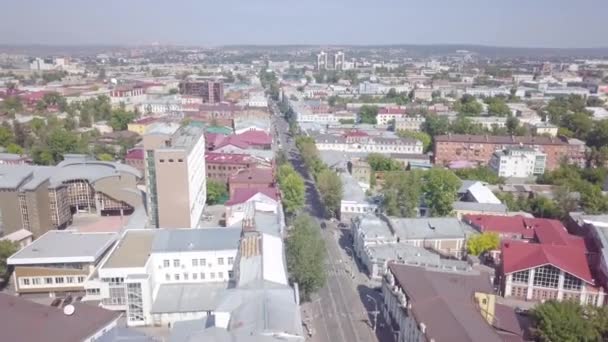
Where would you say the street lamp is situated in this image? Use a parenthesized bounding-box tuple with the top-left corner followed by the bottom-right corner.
(367, 295, 379, 333)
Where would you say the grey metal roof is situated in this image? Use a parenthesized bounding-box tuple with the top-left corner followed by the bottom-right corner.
(8, 231, 117, 265)
(355, 215, 394, 241)
(387, 217, 475, 240)
(340, 172, 367, 202)
(0, 159, 141, 191)
(102, 230, 155, 269)
(97, 327, 158, 342)
(151, 283, 227, 314)
(151, 228, 241, 253)
(453, 201, 508, 213)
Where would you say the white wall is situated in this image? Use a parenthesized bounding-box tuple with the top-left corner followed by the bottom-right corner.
(187, 134, 207, 228)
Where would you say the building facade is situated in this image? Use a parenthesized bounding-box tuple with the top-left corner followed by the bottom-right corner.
(434, 134, 580, 171)
(144, 123, 207, 228)
(489, 147, 547, 178)
(314, 131, 423, 154)
(179, 80, 224, 103)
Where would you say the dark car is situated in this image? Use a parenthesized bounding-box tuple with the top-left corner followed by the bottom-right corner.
(75, 296, 83, 302)
(62, 295, 73, 307)
(50, 298, 62, 307)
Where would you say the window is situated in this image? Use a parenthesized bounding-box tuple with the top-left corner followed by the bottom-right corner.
(192, 259, 198, 267)
(228, 271, 234, 279)
(218, 272, 223, 279)
(21, 278, 30, 286)
(66, 277, 74, 284)
(77, 276, 85, 283)
(201, 273, 206, 280)
(563, 273, 582, 291)
(163, 260, 170, 267)
(511, 270, 529, 284)
(218, 258, 224, 265)
(45, 277, 53, 284)
(193, 273, 198, 280)
(178, 159, 183, 162)
(174, 274, 180, 281)
(32, 278, 41, 285)
(159, 159, 165, 163)
(55, 277, 64, 284)
(210, 272, 215, 279)
(228, 257, 234, 265)
(169, 159, 174, 162)
(533, 265, 560, 288)
(173, 259, 180, 267)
(200, 258, 206, 266)
(165, 274, 170, 281)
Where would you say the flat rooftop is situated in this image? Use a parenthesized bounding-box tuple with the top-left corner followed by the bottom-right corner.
(151, 228, 241, 253)
(151, 282, 227, 314)
(8, 231, 117, 265)
(102, 230, 155, 269)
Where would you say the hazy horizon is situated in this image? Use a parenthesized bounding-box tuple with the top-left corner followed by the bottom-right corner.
(1, 0, 607, 48)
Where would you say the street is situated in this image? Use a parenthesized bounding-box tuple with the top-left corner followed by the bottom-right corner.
(271, 103, 393, 342)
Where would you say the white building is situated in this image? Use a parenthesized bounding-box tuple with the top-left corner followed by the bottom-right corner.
(532, 122, 559, 137)
(489, 147, 547, 178)
(224, 188, 279, 227)
(470, 116, 507, 130)
(84, 228, 241, 327)
(314, 131, 423, 154)
(340, 172, 378, 218)
(247, 93, 268, 108)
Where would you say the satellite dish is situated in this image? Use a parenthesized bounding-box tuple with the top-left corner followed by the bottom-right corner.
(63, 304, 75, 316)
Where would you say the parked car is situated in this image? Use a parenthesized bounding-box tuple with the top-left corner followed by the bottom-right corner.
(50, 298, 62, 307)
(62, 295, 73, 307)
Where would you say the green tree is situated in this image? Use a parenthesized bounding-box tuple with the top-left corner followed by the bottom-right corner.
(422, 168, 461, 217)
(278, 164, 306, 215)
(396, 130, 431, 152)
(450, 116, 484, 135)
(382, 171, 423, 217)
(561, 112, 593, 140)
(455, 95, 483, 116)
(423, 115, 450, 136)
(169, 88, 179, 95)
(486, 97, 511, 116)
(587, 119, 608, 149)
(366, 153, 403, 172)
(0, 240, 18, 275)
(454, 166, 504, 185)
(97, 153, 114, 162)
(359, 105, 379, 124)
(110, 106, 137, 131)
(5, 143, 24, 155)
(0, 125, 15, 147)
(316, 169, 343, 218)
(286, 214, 326, 301)
(206, 180, 228, 205)
(467, 232, 500, 256)
(532, 300, 600, 342)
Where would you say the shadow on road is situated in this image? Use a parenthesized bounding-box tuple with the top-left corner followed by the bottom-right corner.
(356, 284, 397, 342)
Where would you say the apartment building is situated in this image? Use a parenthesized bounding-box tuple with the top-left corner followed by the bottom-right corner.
(434, 134, 580, 171)
(376, 108, 407, 126)
(382, 263, 523, 342)
(0, 156, 142, 237)
(143, 123, 207, 228)
(8, 231, 117, 295)
(314, 130, 423, 154)
(489, 147, 547, 178)
(205, 152, 259, 184)
(179, 80, 224, 103)
(394, 116, 425, 132)
(84, 228, 241, 327)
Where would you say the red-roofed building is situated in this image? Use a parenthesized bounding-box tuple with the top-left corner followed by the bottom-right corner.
(124, 148, 145, 178)
(224, 187, 279, 226)
(205, 152, 260, 184)
(214, 131, 272, 151)
(467, 213, 608, 305)
(377, 107, 407, 125)
(500, 240, 605, 306)
(228, 167, 274, 196)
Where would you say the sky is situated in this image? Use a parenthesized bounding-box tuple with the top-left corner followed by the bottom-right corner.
(1, 0, 607, 48)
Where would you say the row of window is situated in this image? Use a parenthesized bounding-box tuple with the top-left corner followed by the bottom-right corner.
(20, 275, 85, 287)
(162, 257, 234, 268)
(208, 165, 244, 171)
(159, 158, 184, 163)
(511, 266, 583, 291)
(165, 271, 233, 282)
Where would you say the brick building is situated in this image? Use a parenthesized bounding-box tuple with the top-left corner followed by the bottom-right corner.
(434, 134, 584, 171)
(179, 80, 224, 103)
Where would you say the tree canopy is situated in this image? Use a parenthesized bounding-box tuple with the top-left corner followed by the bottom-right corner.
(316, 169, 343, 218)
(0, 240, 18, 275)
(467, 232, 500, 256)
(286, 214, 326, 301)
(206, 180, 228, 205)
(422, 168, 462, 217)
(396, 130, 431, 153)
(367, 153, 403, 172)
(359, 105, 379, 124)
(455, 94, 483, 116)
(454, 166, 505, 185)
(382, 171, 423, 217)
(485, 97, 512, 116)
(277, 164, 306, 215)
(532, 300, 602, 342)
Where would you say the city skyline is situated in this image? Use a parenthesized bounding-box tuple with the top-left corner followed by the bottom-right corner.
(1, 0, 607, 48)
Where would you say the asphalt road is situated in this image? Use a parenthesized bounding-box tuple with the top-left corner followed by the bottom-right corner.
(270, 103, 393, 342)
